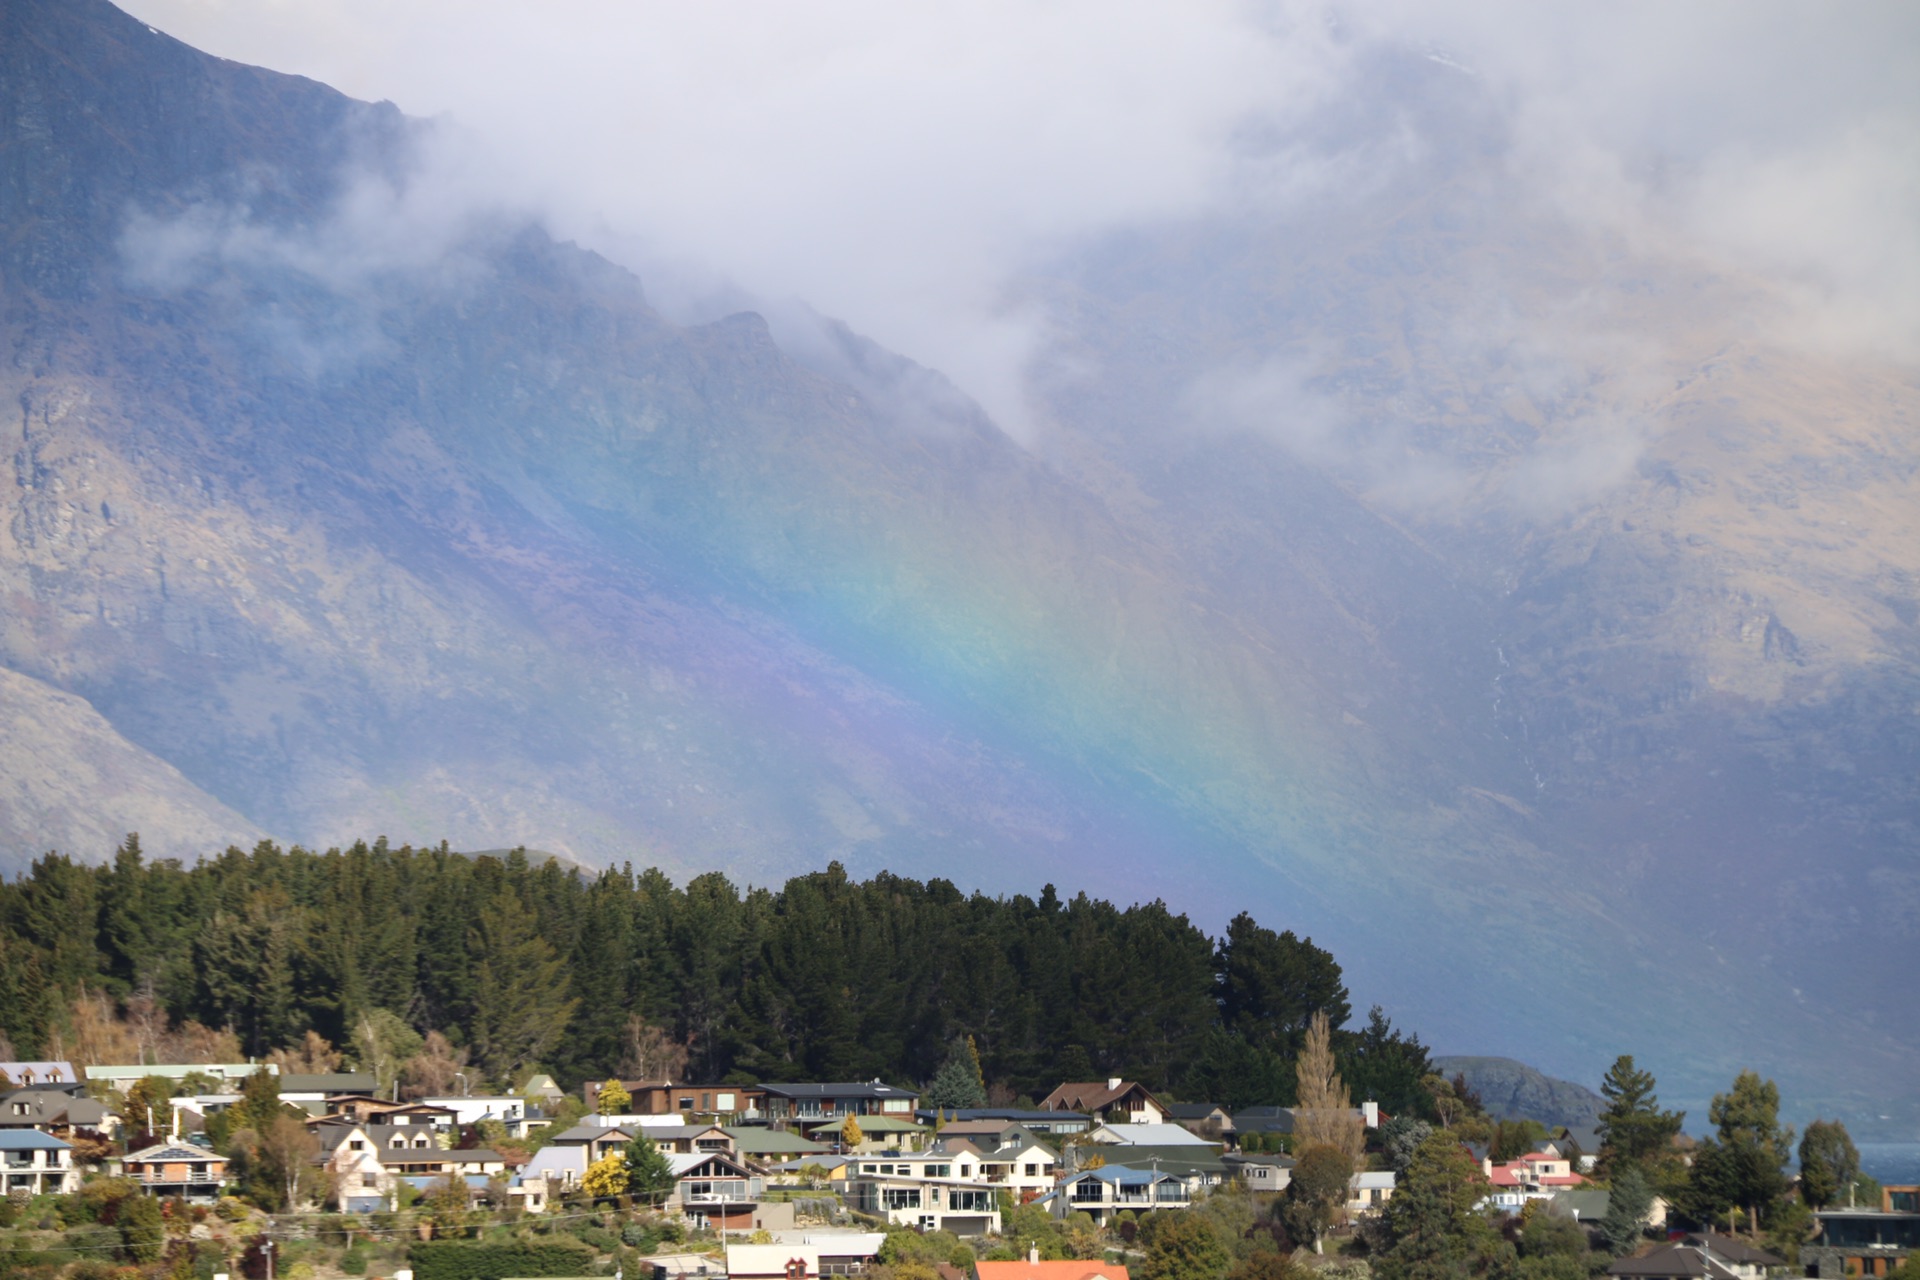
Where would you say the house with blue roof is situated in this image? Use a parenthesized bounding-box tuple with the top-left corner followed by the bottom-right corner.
(0, 1130, 79, 1195)
(1047, 1164, 1189, 1225)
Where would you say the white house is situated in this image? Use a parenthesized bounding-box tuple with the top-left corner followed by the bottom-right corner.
(1049, 1165, 1190, 1225)
(1348, 1171, 1396, 1214)
(0, 1131, 80, 1195)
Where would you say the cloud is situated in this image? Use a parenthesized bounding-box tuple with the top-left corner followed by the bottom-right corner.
(115, 0, 1920, 439)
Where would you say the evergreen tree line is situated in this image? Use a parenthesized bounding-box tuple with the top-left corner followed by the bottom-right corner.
(0, 837, 1433, 1112)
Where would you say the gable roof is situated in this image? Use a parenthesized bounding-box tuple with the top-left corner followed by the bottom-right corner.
(0, 1062, 80, 1086)
(125, 1141, 224, 1164)
(1608, 1245, 1738, 1280)
(1040, 1081, 1159, 1114)
(1166, 1104, 1229, 1121)
(0, 1130, 71, 1150)
(1686, 1234, 1786, 1266)
(1089, 1123, 1212, 1147)
(724, 1127, 831, 1156)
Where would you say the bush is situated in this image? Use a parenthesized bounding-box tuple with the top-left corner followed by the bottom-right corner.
(407, 1240, 597, 1280)
(342, 1248, 370, 1276)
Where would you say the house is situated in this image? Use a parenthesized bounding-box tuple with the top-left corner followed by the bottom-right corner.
(668, 1150, 767, 1232)
(278, 1074, 377, 1107)
(1348, 1171, 1396, 1214)
(801, 1115, 928, 1151)
(86, 1064, 265, 1090)
(653, 1253, 728, 1280)
(521, 1074, 567, 1107)
(0, 1089, 113, 1136)
(586, 1080, 771, 1119)
(915, 1108, 1092, 1138)
(0, 1063, 82, 1090)
(320, 1098, 459, 1129)
(1085, 1122, 1214, 1148)
(421, 1095, 531, 1132)
(315, 1123, 389, 1212)
(122, 1141, 227, 1199)
(1040, 1080, 1165, 1126)
(365, 1123, 450, 1177)
(727, 1235, 887, 1280)
(1805, 1193, 1920, 1280)
(1609, 1236, 1789, 1280)
(975, 1259, 1130, 1280)
(1049, 1164, 1190, 1224)
(1232, 1106, 1296, 1141)
(1222, 1152, 1294, 1193)
(1484, 1150, 1588, 1196)
(633, 1123, 736, 1156)
(548, 1121, 646, 1163)
(971, 1128, 1059, 1202)
(758, 1083, 920, 1123)
(727, 1126, 834, 1161)
(0, 1131, 80, 1195)
(1166, 1104, 1234, 1144)
(524, 1143, 589, 1192)
(844, 1143, 1001, 1236)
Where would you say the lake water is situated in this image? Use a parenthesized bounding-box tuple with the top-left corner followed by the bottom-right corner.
(1859, 1143, 1920, 1187)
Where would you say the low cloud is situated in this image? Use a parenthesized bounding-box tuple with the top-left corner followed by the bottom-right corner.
(116, 0, 1920, 445)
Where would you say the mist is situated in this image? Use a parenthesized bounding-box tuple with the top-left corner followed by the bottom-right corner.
(117, 0, 1918, 459)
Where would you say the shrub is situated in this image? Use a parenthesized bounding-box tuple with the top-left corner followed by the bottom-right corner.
(406, 1240, 597, 1280)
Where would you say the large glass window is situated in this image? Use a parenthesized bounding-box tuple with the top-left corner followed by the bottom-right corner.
(882, 1188, 921, 1210)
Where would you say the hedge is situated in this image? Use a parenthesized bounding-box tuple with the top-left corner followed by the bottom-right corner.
(407, 1240, 597, 1280)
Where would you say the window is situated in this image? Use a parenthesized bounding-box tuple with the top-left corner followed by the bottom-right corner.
(863, 1164, 879, 1174)
(882, 1188, 921, 1210)
(950, 1190, 993, 1212)
(349, 1140, 364, 1151)
(926, 1164, 950, 1178)
(702, 1093, 713, 1109)
(1025, 1164, 1037, 1176)
(883, 1100, 910, 1113)
(679, 1097, 694, 1111)
(360, 1173, 378, 1187)
(1073, 1180, 1104, 1202)
(718, 1093, 736, 1111)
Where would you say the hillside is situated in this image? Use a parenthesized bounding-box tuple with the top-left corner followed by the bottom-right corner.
(0, 0, 1915, 1127)
(1431, 1056, 1604, 1130)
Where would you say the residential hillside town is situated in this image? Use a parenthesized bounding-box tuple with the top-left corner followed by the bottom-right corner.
(0, 848, 1907, 1280)
(0, 1044, 1908, 1280)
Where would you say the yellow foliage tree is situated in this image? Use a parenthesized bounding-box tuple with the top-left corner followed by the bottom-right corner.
(840, 1115, 864, 1149)
(1294, 1011, 1365, 1165)
(583, 1151, 629, 1200)
(597, 1078, 632, 1115)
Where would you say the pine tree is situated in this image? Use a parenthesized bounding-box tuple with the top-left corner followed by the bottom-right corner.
(1599, 1165, 1653, 1255)
(1596, 1055, 1684, 1173)
(926, 1040, 988, 1109)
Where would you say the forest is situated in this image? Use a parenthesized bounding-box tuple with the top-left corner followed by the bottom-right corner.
(0, 837, 1433, 1113)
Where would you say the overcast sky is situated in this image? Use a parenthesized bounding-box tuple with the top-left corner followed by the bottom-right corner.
(119, 0, 1920, 438)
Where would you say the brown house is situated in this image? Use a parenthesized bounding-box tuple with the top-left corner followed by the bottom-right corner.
(123, 1141, 228, 1199)
(585, 1081, 769, 1119)
(1038, 1080, 1166, 1126)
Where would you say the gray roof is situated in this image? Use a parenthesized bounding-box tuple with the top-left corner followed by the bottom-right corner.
(1167, 1104, 1229, 1120)
(279, 1073, 378, 1093)
(550, 1122, 635, 1143)
(1609, 1245, 1737, 1280)
(761, 1082, 918, 1100)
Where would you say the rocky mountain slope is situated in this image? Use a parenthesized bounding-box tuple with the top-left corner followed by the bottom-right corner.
(1, 0, 1914, 1125)
(1432, 1056, 1605, 1130)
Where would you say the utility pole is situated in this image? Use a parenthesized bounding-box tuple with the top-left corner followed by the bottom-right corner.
(262, 1239, 275, 1280)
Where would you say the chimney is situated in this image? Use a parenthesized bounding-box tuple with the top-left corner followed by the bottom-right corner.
(1028, 1244, 1039, 1265)
(1106, 1078, 1122, 1092)
(1362, 1100, 1379, 1128)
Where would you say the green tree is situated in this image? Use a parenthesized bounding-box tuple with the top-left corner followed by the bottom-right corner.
(1599, 1164, 1653, 1256)
(1142, 1209, 1233, 1280)
(468, 894, 578, 1084)
(926, 1039, 988, 1109)
(1797, 1120, 1859, 1210)
(624, 1135, 677, 1205)
(350, 1009, 422, 1098)
(234, 1067, 285, 1134)
(1383, 1117, 1435, 1172)
(117, 1192, 165, 1262)
(1596, 1056, 1684, 1174)
(1285, 1143, 1354, 1254)
(120, 1075, 173, 1145)
(1376, 1129, 1510, 1280)
(1685, 1071, 1794, 1236)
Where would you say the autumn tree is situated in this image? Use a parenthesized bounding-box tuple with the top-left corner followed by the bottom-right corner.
(583, 1151, 629, 1200)
(618, 1013, 690, 1081)
(841, 1115, 864, 1149)
(1294, 1012, 1363, 1165)
(597, 1078, 632, 1116)
(268, 1030, 342, 1075)
(350, 1009, 421, 1097)
(401, 1031, 469, 1099)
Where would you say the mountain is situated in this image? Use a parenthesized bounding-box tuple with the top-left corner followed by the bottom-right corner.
(1432, 1056, 1604, 1131)
(1, 0, 1914, 1127)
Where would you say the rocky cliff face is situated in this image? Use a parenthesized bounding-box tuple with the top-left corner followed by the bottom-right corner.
(1, 0, 1914, 1124)
(1432, 1056, 1604, 1130)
